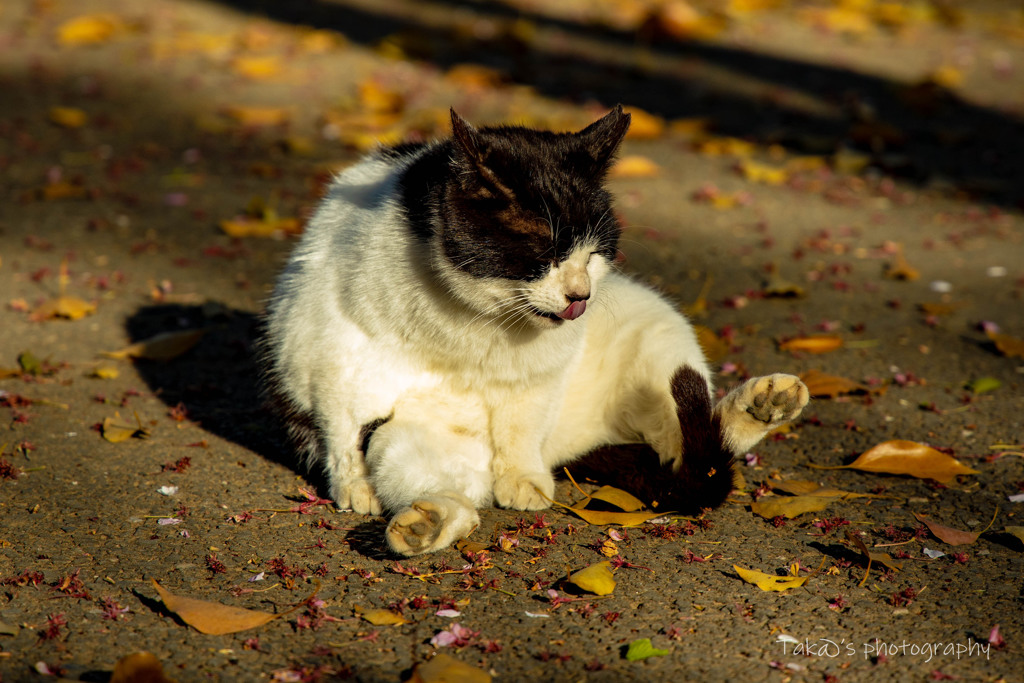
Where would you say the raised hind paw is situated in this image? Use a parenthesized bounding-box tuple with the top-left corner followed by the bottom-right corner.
(743, 374, 808, 426)
(718, 373, 809, 454)
(385, 497, 479, 556)
(493, 471, 554, 511)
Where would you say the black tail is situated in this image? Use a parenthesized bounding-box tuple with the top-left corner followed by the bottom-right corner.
(565, 366, 735, 514)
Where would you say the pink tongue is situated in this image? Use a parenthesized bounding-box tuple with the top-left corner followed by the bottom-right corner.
(557, 300, 587, 321)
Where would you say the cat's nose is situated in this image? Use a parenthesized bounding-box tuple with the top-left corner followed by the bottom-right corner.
(566, 290, 590, 303)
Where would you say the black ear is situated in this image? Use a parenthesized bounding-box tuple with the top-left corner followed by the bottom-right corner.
(578, 104, 631, 171)
(449, 109, 515, 201)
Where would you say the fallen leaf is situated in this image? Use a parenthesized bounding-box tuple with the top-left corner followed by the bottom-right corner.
(89, 366, 120, 379)
(770, 480, 878, 500)
(353, 605, 410, 626)
(564, 507, 667, 527)
(913, 508, 997, 546)
(102, 329, 205, 361)
(410, 654, 491, 683)
(738, 160, 788, 185)
(102, 412, 150, 443)
(968, 377, 1001, 394)
(762, 264, 805, 298)
(622, 107, 665, 140)
(813, 440, 979, 483)
(779, 335, 843, 354)
(846, 530, 901, 586)
(231, 55, 283, 80)
(831, 147, 871, 174)
(110, 652, 176, 683)
(152, 579, 305, 635)
(220, 215, 302, 238)
(30, 295, 96, 321)
(799, 369, 872, 398)
(222, 105, 291, 127)
(567, 561, 616, 596)
(455, 539, 491, 555)
(696, 136, 755, 157)
(609, 155, 661, 179)
(0, 620, 19, 637)
(986, 330, 1024, 359)
(917, 301, 967, 316)
(884, 246, 920, 281)
(56, 14, 125, 46)
(586, 486, 647, 512)
(624, 637, 670, 661)
(49, 106, 88, 128)
(1004, 527, 1024, 548)
(693, 325, 729, 362)
(750, 495, 839, 519)
(733, 564, 808, 592)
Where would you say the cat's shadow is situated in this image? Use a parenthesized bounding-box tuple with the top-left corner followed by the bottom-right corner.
(125, 303, 328, 493)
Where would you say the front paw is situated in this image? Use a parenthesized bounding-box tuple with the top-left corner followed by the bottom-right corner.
(330, 476, 382, 515)
(387, 501, 445, 556)
(493, 471, 554, 510)
(742, 374, 809, 427)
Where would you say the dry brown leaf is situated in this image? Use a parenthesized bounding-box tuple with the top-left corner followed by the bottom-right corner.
(913, 508, 997, 546)
(799, 369, 871, 398)
(455, 539, 491, 555)
(30, 295, 96, 321)
(110, 652, 177, 683)
(750, 495, 839, 519)
(50, 106, 88, 129)
(410, 654, 491, 683)
(586, 485, 646, 512)
(846, 530, 901, 586)
(152, 579, 305, 635)
(609, 155, 661, 179)
(987, 330, 1024, 359)
(694, 325, 729, 362)
(815, 440, 979, 483)
(567, 561, 616, 596)
(102, 329, 205, 361)
(734, 564, 808, 592)
(353, 605, 410, 626)
(779, 335, 843, 354)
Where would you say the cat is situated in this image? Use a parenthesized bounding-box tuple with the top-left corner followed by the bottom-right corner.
(259, 106, 809, 556)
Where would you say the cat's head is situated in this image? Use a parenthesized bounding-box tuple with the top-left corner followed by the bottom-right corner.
(436, 106, 631, 329)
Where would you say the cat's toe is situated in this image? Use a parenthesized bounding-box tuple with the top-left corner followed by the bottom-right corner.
(332, 477, 382, 515)
(744, 374, 808, 426)
(386, 501, 444, 556)
(494, 472, 554, 511)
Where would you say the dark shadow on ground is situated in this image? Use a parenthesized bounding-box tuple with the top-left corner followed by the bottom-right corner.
(211, 0, 1024, 207)
(124, 304, 329, 491)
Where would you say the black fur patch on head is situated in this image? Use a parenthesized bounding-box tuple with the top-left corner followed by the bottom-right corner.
(395, 107, 630, 281)
(565, 366, 736, 514)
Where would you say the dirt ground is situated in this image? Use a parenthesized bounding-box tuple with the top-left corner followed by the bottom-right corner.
(1, 0, 1023, 681)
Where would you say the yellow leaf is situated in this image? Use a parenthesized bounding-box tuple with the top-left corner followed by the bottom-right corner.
(586, 486, 647, 512)
(770, 480, 877, 500)
(410, 654, 491, 683)
(49, 107, 88, 129)
(231, 55, 283, 80)
(693, 325, 729, 362)
(669, 117, 710, 138)
(56, 14, 125, 46)
(567, 561, 616, 596)
(762, 265, 805, 298)
(444, 64, 506, 91)
(1004, 527, 1024, 548)
(222, 106, 291, 127)
(733, 564, 808, 592)
(929, 65, 963, 89)
(89, 366, 120, 379)
(30, 295, 96, 321)
(750, 495, 839, 519)
(609, 155, 661, 179)
(358, 80, 405, 114)
(101, 329, 206, 361)
(152, 579, 305, 635)
(696, 137, 755, 157)
(820, 440, 980, 483)
(738, 160, 788, 185)
(353, 605, 410, 625)
(101, 412, 150, 443)
(884, 246, 920, 281)
(110, 652, 176, 683)
(779, 335, 843, 354)
(565, 507, 666, 527)
(622, 107, 665, 140)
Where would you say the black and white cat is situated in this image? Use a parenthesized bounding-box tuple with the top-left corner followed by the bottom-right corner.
(260, 106, 809, 556)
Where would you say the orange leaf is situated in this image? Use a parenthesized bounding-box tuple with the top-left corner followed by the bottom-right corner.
(609, 155, 661, 179)
(779, 335, 843, 354)
(30, 295, 96, 321)
(814, 440, 979, 483)
(220, 216, 302, 238)
(101, 329, 205, 361)
(56, 14, 125, 46)
(152, 579, 305, 635)
(799, 369, 871, 398)
(231, 55, 283, 80)
(222, 106, 291, 127)
(914, 508, 997, 546)
(622, 106, 665, 140)
(110, 652, 176, 683)
(694, 325, 729, 362)
(987, 330, 1024, 359)
(884, 247, 920, 281)
(49, 106, 88, 129)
